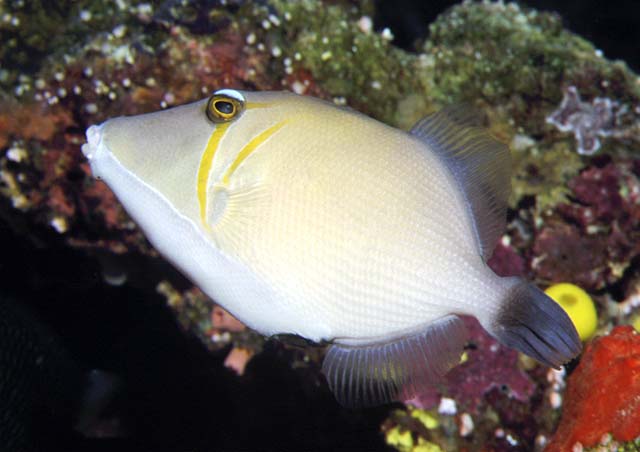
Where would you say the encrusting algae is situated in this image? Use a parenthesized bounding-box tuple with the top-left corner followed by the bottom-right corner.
(546, 327, 640, 451)
(1, 0, 640, 450)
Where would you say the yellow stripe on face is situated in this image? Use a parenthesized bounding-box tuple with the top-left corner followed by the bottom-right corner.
(221, 120, 287, 185)
(197, 122, 230, 226)
(246, 102, 271, 109)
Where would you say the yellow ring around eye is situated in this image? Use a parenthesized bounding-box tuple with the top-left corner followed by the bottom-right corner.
(206, 94, 244, 123)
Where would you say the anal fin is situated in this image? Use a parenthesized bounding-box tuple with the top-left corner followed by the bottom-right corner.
(322, 315, 468, 408)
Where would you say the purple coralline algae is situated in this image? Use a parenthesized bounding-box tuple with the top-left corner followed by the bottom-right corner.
(406, 317, 536, 414)
(533, 159, 640, 291)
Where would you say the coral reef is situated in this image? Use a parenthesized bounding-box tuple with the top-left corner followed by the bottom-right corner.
(395, 317, 543, 450)
(1, 0, 640, 450)
(423, 2, 640, 133)
(532, 158, 640, 291)
(547, 326, 640, 451)
(407, 317, 536, 414)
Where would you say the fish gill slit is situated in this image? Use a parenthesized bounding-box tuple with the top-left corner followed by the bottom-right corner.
(197, 122, 231, 228)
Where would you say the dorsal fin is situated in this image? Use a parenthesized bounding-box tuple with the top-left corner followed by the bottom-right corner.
(411, 105, 511, 260)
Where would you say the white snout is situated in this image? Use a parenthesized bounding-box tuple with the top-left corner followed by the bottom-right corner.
(82, 123, 106, 161)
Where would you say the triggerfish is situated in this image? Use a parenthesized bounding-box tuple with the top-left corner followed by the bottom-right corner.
(82, 89, 581, 407)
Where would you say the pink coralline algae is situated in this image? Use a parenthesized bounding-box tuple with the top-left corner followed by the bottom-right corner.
(533, 159, 640, 290)
(487, 242, 526, 278)
(560, 160, 640, 232)
(406, 317, 536, 413)
(532, 221, 607, 290)
(562, 160, 625, 226)
(546, 85, 622, 155)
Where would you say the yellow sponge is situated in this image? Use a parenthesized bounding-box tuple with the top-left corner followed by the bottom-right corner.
(545, 283, 597, 341)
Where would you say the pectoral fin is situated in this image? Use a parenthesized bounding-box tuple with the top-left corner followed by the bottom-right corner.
(206, 181, 271, 251)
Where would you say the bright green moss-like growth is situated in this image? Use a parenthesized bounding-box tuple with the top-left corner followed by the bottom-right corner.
(266, 0, 426, 125)
(423, 2, 640, 134)
(0, 0, 170, 88)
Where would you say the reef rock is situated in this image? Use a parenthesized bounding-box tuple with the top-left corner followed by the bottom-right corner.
(547, 326, 640, 451)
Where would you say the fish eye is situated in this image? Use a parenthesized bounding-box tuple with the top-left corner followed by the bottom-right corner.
(215, 100, 234, 115)
(206, 89, 245, 123)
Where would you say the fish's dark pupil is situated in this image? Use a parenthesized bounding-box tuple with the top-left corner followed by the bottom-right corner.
(215, 100, 234, 115)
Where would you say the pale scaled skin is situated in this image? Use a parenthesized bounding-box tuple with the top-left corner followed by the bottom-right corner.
(83, 91, 507, 346)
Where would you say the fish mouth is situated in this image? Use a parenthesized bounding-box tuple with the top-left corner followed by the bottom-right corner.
(82, 123, 106, 161)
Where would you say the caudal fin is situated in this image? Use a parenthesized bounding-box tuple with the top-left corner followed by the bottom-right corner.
(490, 277, 582, 368)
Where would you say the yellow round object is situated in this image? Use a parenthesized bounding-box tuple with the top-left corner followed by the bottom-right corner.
(544, 283, 597, 341)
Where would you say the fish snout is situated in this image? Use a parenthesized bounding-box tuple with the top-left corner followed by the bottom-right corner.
(82, 122, 112, 179)
(82, 123, 106, 161)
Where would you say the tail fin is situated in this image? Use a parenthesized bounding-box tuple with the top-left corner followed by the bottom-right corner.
(490, 277, 582, 368)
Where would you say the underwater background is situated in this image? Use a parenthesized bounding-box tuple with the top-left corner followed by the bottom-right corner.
(1, 1, 640, 451)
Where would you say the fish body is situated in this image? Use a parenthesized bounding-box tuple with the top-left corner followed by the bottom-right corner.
(82, 90, 580, 406)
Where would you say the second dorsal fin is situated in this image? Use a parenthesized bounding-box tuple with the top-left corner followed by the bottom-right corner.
(411, 105, 511, 260)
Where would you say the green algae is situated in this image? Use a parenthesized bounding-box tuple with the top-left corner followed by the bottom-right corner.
(417, 2, 639, 211)
(423, 2, 640, 133)
(236, 0, 426, 126)
(511, 141, 583, 210)
(4, 0, 639, 141)
(425, 3, 589, 103)
(240, 1, 640, 136)
(584, 436, 640, 452)
(618, 438, 640, 452)
(0, 0, 171, 89)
